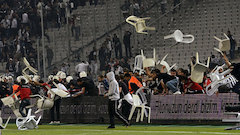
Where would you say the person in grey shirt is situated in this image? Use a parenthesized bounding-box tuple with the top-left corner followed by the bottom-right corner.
(105, 71, 129, 129)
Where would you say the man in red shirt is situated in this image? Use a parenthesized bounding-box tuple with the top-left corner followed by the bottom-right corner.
(180, 76, 203, 94)
(18, 79, 32, 117)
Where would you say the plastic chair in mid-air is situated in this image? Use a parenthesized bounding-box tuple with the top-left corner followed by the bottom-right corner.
(164, 30, 194, 44)
(141, 48, 157, 68)
(126, 16, 155, 34)
(214, 33, 230, 51)
(206, 64, 237, 96)
(156, 54, 177, 74)
(190, 52, 210, 83)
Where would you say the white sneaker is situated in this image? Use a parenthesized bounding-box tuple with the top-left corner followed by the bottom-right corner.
(55, 121, 60, 124)
(173, 91, 181, 95)
(49, 121, 54, 124)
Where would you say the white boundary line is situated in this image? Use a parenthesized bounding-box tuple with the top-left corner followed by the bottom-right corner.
(7, 129, 239, 135)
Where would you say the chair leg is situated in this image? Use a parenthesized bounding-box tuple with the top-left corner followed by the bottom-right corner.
(146, 27, 156, 31)
(141, 107, 145, 122)
(148, 108, 151, 123)
(128, 106, 136, 121)
(136, 109, 141, 122)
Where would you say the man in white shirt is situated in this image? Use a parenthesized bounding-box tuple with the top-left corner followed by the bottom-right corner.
(22, 12, 29, 26)
(75, 61, 89, 75)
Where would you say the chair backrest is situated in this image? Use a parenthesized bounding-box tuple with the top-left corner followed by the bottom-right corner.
(214, 33, 230, 51)
(159, 54, 177, 74)
(142, 48, 156, 68)
(1, 96, 15, 106)
(132, 94, 142, 106)
(134, 55, 144, 71)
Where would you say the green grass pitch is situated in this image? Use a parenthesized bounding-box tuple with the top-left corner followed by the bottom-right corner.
(2, 124, 240, 135)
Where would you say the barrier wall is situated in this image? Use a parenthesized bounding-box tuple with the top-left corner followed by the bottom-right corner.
(2, 93, 240, 124)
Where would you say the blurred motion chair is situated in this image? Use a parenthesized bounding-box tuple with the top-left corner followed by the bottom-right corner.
(156, 54, 177, 74)
(142, 48, 157, 68)
(126, 16, 155, 34)
(214, 33, 230, 51)
(190, 52, 210, 83)
(164, 30, 194, 44)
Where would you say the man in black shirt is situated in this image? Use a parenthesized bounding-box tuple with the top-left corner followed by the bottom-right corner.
(223, 52, 240, 100)
(116, 75, 132, 118)
(75, 77, 98, 97)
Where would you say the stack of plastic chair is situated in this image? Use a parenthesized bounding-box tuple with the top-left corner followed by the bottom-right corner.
(164, 30, 194, 44)
(190, 52, 210, 83)
(156, 54, 177, 74)
(133, 55, 145, 75)
(16, 109, 41, 130)
(126, 16, 155, 34)
(128, 87, 151, 123)
(141, 48, 157, 68)
(214, 33, 230, 51)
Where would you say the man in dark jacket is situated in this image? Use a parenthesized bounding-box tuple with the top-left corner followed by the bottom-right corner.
(123, 31, 132, 58)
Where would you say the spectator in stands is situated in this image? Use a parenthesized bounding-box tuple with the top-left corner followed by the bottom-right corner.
(132, 1, 140, 16)
(180, 76, 204, 94)
(121, 0, 131, 18)
(113, 34, 122, 59)
(123, 31, 132, 58)
(99, 44, 107, 74)
(116, 74, 132, 119)
(18, 79, 32, 117)
(0, 38, 3, 62)
(75, 77, 98, 97)
(89, 47, 98, 79)
(106, 36, 112, 60)
(61, 63, 70, 75)
(166, 68, 181, 94)
(222, 52, 240, 101)
(75, 61, 89, 76)
(124, 73, 143, 94)
(97, 75, 109, 96)
(227, 30, 236, 60)
(161, 0, 167, 14)
(46, 46, 54, 67)
(6, 58, 15, 76)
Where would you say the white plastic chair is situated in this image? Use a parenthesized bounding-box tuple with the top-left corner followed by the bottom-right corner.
(30, 94, 54, 114)
(50, 82, 70, 98)
(16, 109, 41, 130)
(214, 33, 230, 51)
(142, 48, 157, 68)
(128, 94, 151, 123)
(23, 57, 38, 74)
(0, 116, 11, 129)
(126, 16, 155, 34)
(190, 52, 210, 83)
(206, 65, 237, 96)
(156, 54, 177, 74)
(133, 55, 145, 75)
(164, 30, 194, 44)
